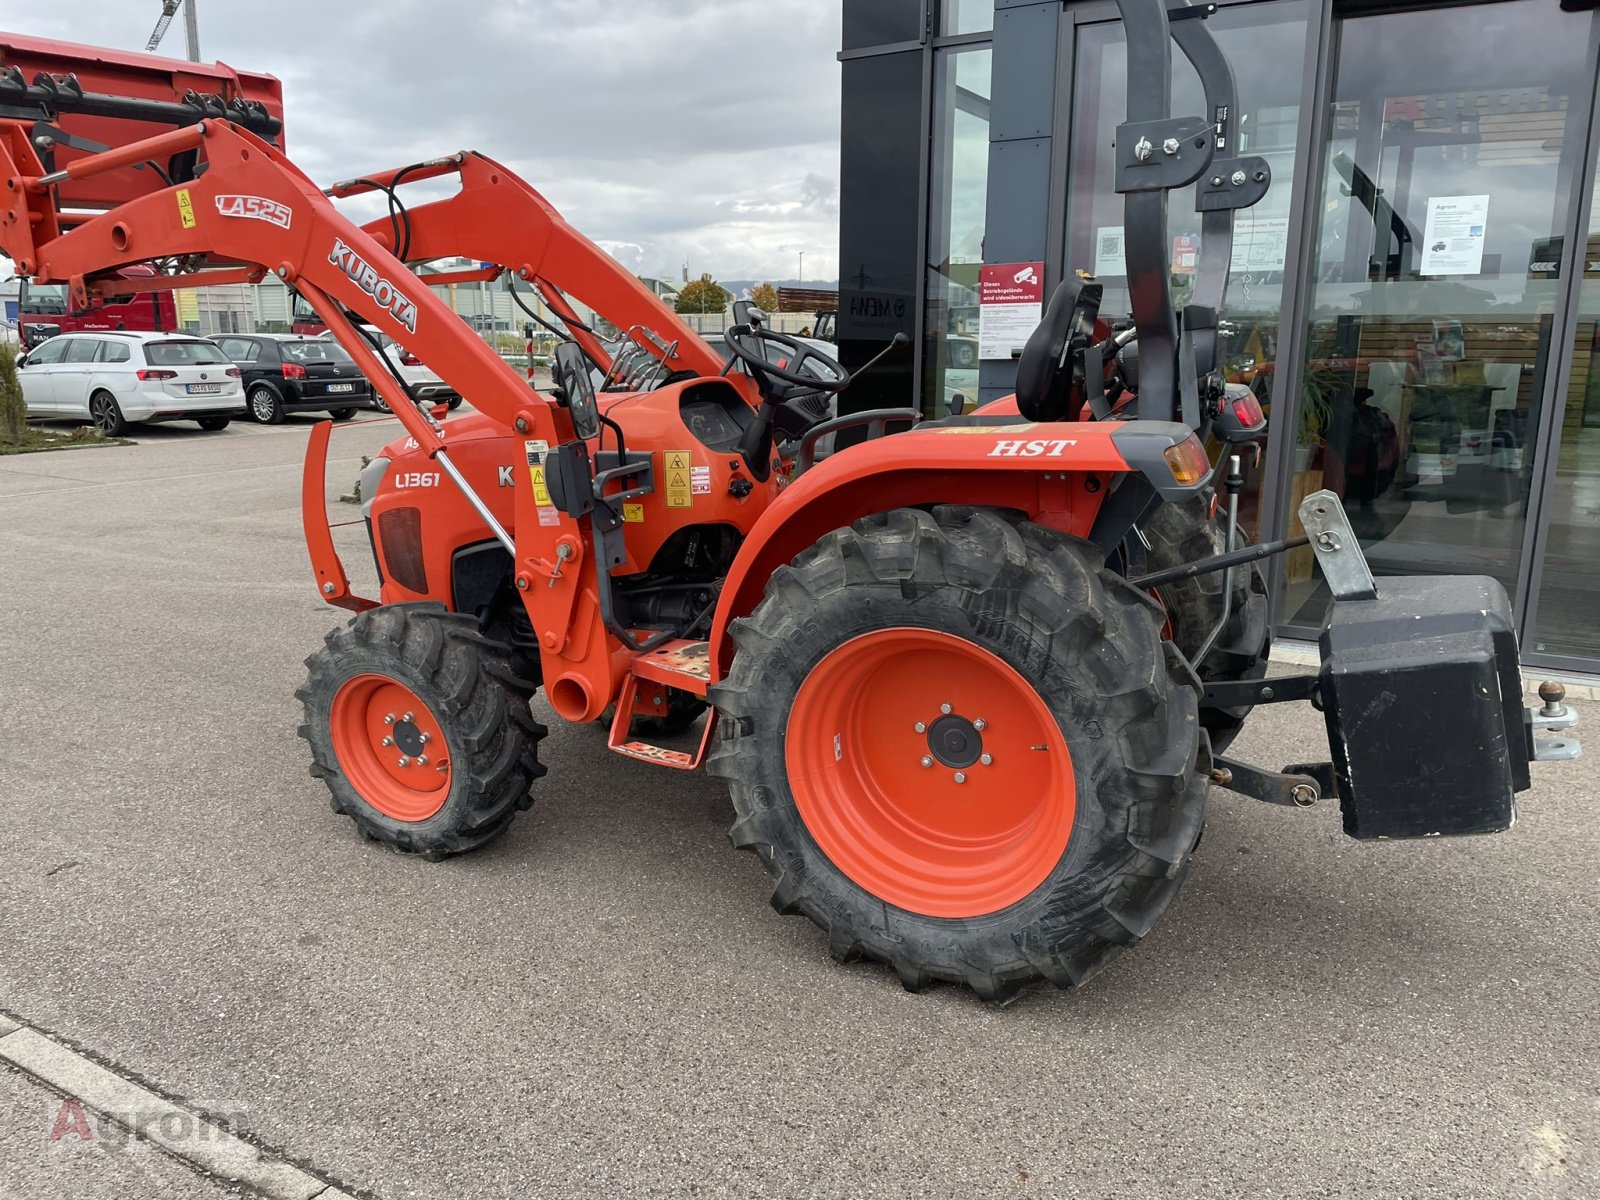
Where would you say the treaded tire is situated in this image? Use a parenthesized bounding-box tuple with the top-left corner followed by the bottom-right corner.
(1141, 495, 1271, 754)
(196, 416, 231, 431)
(297, 602, 548, 857)
(708, 507, 1209, 1003)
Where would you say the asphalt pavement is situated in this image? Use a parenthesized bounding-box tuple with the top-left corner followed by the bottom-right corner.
(0, 411, 1595, 1199)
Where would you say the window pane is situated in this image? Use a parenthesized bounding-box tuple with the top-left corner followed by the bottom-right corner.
(145, 340, 231, 366)
(65, 338, 99, 364)
(941, 0, 992, 36)
(925, 46, 991, 416)
(103, 342, 130, 363)
(844, 0, 924, 50)
(1066, 0, 1311, 538)
(1287, 0, 1592, 628)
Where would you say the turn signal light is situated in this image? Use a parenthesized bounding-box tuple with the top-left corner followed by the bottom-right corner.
(1231, 389, 1265, 429)
(136, 368, 178, 381)
(225, 366, 242, 378)
(281, 362, 307, 379)
(1163, 436, 1211, 485)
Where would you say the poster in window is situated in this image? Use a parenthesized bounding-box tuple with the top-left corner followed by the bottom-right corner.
(1420, 195, 1490, 276)
(1093, 227, 1125, 277)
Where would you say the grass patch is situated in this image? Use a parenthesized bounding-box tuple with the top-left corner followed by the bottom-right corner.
(0, 426, 134, 455)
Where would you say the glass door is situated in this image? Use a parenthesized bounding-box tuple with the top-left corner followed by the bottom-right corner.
(1527, 156, 1600, 666)
(1285, 0, 1596, 630)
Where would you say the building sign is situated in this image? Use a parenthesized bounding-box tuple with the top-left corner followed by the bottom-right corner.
(978, 262, 1045, 360)
(1420, 195, 1490, 276)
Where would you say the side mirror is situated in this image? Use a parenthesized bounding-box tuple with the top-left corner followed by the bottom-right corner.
(553, 341, 600, 441)
(14, 354, 27, 368)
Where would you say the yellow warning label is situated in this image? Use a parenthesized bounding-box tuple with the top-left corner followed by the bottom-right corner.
(523, 439, 554, 508)
(664, 450, 693, 508)
(622, 502, 645, 523)
(175, 187, 196, 229)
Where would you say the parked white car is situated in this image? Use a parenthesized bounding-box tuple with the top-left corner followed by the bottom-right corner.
(16, 331, 244, 434)
(323, 325, 461, 411)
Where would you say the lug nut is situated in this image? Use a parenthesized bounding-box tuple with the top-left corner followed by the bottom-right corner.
(403, 712, 414, 722)
(419, 732, 431, 744)
(381, 736, 393, 747)
(920, 756, 934, 768)
(914, 721, 926, 734)
(954, 772, 966, 784)
(940, 703, 952, 715)
(973, 718, 986, 731)
(397, 756, 410, 767)
(980, 754, 992, 766)
(416, 755, 428, 766)
(383, 714, 395, 725)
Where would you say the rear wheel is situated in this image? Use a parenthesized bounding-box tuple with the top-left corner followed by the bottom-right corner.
(709, 507, 1208, 1002)
(89, 391, 127, 436)
(298, 603, 548, 857)
(196, 416, 231, 431)
(248, 384, 285, 424)
(327, 408, 356, 421)
(1140, 495, 1271, 753)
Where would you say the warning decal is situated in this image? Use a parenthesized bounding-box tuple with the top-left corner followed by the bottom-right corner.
(690, 466, 711, 495)
(175, 187, 196, 229)
(664, 450, 693, 508)
(622, 502, 645, 523)
(524, 439, 559, 524)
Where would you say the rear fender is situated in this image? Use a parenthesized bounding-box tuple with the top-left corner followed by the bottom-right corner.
(707, 419, 1203, 678)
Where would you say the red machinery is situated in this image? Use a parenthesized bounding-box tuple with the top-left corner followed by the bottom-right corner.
(0, 3, 1577, 1002)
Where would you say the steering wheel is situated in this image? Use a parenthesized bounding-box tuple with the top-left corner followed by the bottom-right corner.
(723, 324, 850, 395)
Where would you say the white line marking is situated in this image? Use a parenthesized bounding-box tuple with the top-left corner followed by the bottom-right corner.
(0, 1020, 345, 1200)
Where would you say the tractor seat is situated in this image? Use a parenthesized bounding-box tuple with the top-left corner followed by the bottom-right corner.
(1014, 279, 1101, 423)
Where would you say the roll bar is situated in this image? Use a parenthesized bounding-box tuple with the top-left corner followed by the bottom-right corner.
(1111, 0, 1270, 428)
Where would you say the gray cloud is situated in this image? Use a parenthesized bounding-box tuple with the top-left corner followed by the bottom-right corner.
(11, 1, 843, 282)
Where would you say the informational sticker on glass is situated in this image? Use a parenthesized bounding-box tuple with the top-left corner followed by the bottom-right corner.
(978, 262, 1045, 360)
(1230, 216, 1291, 273)
(1171, 234, 1200, 276)
(1094, 227, 1125, 277)
(1420, 195, 1490, 275)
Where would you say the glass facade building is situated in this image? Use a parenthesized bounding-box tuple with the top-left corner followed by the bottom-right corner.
(837, 0, 1600, 673)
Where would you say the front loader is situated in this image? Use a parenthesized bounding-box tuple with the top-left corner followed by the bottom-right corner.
(0, 2, 1579, 1003)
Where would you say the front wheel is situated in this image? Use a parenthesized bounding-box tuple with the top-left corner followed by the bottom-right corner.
(709, 507, 1208, 1002)
(298, 603, 549, 857)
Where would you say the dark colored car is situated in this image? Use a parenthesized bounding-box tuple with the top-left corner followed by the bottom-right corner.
(216, 334, 375, 423)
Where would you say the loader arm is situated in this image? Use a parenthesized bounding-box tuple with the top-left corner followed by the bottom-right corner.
(0, 117, 600, 639)
(334, 153, 737, 387)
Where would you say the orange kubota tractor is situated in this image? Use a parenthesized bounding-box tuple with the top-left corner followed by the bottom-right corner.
(0, 1, 1579, 1002)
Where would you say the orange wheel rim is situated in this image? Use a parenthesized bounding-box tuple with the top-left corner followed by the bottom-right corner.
(785, 628, 1076, 918)
(329, 674, 452, 821)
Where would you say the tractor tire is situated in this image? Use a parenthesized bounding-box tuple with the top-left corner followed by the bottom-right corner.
(1140, 495, 1271, 753)
(708, 507, 1208, 1002)
(297, 602, 548, 858)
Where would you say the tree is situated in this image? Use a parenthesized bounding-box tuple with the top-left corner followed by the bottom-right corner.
(0, 341, 26, 444)
(751, 282, 779, 313)
(674, 274, 730, 315)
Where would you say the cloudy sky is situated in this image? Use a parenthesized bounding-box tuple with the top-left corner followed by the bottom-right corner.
(10, 0, 843, 284)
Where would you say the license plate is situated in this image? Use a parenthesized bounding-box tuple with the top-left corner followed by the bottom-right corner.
(327, 383, 355, 393)
(186, 383, 221, 395)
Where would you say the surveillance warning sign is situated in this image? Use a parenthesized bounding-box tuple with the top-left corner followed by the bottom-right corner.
(978, 262, 1045, 361)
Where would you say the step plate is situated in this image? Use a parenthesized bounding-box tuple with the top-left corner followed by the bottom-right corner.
(606, 670, 717, 771)
(629, 639, 711, 696)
